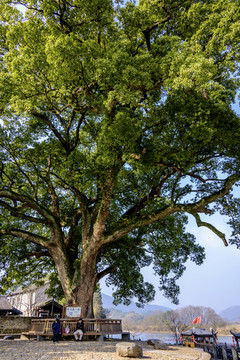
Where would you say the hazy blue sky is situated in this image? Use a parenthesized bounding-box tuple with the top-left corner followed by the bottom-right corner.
(101, 211, 240, 313)
(144, 213, 240, 313)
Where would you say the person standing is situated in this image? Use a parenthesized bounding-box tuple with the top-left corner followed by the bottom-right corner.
(74, 318, 84, 341)
(52, 318, 61, 343)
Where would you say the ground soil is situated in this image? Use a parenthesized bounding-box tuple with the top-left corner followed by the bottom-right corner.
(0, 340, 206, 360)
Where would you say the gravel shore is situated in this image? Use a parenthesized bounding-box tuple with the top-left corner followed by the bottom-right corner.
(0, 340, 208, 360)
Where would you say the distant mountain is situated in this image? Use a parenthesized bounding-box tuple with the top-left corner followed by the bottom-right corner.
(219, 306, 240, 322)
(102, 293, 172, 316)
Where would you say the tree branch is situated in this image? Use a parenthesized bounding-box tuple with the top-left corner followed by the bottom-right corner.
(182, 173, 240, 214)
(0, 228, 49, 247)
(46, 156, 60, 217)
(120, 169, 176, 219)
(30, 110, 71, 153)
(0, 200, 48, 224)
(92, 168, 115, 243)
(192, 213, 228, 246)
(103, 172, 240, 246)
(104, 204, 175, 246)
(0, 189, 57, 226)
(25, 250, 51, 258)
(70, 111, 86, 152)
(65, 208, 82, 248)
(97, 265, 116, 281)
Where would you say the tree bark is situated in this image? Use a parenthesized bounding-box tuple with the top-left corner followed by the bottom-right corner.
(48, 244, 75, 304)
(49, 236, 99, 317)
(75, 245, 99, 318)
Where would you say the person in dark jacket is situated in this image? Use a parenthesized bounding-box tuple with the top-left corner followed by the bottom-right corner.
(52, 318, 61, 343)
(74, 318, 84, 341)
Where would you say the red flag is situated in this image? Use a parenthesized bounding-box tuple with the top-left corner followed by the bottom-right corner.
(192, 316, 201, 324)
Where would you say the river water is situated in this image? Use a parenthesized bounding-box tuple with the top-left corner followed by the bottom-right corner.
(113, 332, 234, 345)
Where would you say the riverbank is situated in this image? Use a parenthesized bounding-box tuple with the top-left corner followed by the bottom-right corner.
(0, 339, 210, 360)
(123, 331, 234, 345)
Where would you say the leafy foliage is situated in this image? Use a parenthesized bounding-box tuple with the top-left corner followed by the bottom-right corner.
(0, 237, 54, 293)
(0, 0, 239, 314)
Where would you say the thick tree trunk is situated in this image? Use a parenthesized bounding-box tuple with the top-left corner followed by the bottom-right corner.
(49, 241, 99, 317)
(48, 244, 76, 304)
(48, 211, 106, 318)
(75, 275, 96, 318)
(75, 247, 98, 318)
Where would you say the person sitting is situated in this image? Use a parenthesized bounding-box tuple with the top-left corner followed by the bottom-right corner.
(74, 318, 84, 341)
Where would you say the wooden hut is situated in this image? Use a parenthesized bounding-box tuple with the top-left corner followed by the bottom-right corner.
(33, 299, 63, 318)
(181, 328, 218, 348)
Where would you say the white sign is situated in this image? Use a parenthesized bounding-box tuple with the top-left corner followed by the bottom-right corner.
(66, 306, 81, 317)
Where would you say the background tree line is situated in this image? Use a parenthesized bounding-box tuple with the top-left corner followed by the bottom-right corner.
(117, 305, 226, 333)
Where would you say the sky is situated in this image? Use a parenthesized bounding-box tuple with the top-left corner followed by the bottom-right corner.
(101, 210, 240, 314)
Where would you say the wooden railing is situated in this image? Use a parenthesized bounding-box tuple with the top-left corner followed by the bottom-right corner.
(27, 318, 122, 336)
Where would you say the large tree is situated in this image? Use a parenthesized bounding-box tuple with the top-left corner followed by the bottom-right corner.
(0, 0, 240, 317)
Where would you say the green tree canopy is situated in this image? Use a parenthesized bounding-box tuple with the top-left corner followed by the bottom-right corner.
(0, 0, 240, 317)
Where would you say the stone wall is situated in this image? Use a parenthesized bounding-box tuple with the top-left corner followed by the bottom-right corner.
(0, 316, 32, 334)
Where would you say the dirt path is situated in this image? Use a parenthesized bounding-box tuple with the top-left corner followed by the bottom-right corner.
(0, 340, 210, 360)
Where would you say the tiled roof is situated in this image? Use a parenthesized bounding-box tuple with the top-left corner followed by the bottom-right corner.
(11, 281, 51, 299)
(0, 296, 14, 310)
(0, 296, 22, 314)
(34, 299, 62, 308)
